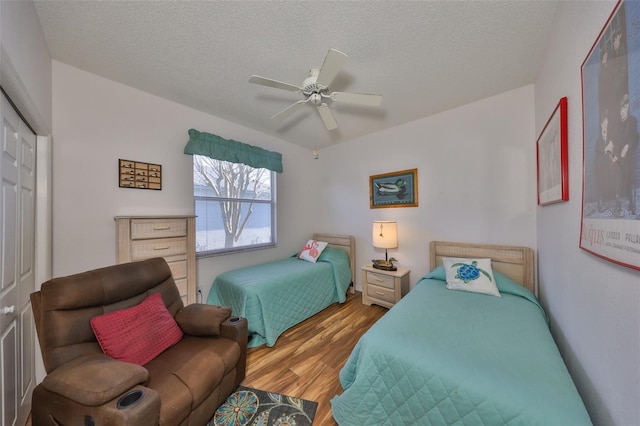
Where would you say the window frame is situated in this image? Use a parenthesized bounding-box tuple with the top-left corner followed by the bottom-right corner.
(193, 157, 277, 258)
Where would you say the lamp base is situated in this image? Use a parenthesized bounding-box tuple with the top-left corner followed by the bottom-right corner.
(372, 260, 397, 271)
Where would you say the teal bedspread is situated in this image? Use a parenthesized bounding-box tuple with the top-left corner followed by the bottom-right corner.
(331, 267, 591, 425)
(207, 247, 351, 348)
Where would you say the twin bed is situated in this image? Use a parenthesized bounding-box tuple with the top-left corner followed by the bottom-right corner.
(207, 238, 591, 424)
(331, 241, 591, 425)
(207, 233, 355, 348)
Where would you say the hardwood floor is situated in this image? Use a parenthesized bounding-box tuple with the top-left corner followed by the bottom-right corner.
(241, 291, 387, 425)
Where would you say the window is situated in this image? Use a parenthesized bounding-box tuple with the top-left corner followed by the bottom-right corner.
(193, 155, 276, 256)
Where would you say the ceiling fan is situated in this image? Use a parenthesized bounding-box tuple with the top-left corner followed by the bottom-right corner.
(249, 49, 382, 131)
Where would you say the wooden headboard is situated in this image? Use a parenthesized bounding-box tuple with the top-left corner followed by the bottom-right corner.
(313, 233, 356, 289)
(429, 241, 535, 295)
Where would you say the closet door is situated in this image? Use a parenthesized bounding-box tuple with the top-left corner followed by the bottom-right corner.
(1, 93, 36, 426)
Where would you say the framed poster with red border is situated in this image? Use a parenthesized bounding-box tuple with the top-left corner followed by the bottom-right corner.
(580, 0, 640, 270)
(537, 97, 569, 205)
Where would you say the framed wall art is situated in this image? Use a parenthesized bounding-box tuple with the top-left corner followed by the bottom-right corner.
(119, 159, 162, 190)
(537, 97, 569, 205)
(369, 168, 418, 209)
(580, 0, 640, 270)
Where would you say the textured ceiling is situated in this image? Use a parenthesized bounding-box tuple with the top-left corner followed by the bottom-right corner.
(33, 1, 558, 150)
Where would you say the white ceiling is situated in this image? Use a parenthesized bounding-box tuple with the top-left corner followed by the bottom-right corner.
(33, 0, 558, 150)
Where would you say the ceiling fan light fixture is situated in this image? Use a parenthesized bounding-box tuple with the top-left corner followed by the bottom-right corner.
(309, 93, 322, 106)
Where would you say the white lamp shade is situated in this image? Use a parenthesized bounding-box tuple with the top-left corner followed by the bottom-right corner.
(372, 221, 398, 249)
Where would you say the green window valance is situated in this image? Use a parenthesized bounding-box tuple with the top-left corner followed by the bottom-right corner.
(184, 129, 283, 173)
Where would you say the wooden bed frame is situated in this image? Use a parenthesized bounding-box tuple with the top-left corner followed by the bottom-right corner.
(429, 241, 535, 295)
(313, 233, 356, 293)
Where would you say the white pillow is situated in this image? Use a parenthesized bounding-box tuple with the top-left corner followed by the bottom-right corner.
(298, 240, 328, 263)
(442, 257, 500, 297)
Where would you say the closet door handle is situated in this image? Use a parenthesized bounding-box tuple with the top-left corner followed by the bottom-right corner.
(1, 305, 15, 315)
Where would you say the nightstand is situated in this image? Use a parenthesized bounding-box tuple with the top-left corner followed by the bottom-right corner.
(361, 265, 410, 309)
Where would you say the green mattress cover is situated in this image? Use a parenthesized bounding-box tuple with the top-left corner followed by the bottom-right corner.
(331, 267, 591, 425)
(207, 247, 351, 347)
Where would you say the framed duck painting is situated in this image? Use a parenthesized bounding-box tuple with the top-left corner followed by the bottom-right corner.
(369, 168, 418, 209)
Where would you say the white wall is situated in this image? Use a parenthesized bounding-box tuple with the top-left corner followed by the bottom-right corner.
(51, 61, 322, 296)
(50, 61, 537, 312)
(535, 1, 639, 425)
(0, 0, 52, 134)
(318, 85, 537, 288)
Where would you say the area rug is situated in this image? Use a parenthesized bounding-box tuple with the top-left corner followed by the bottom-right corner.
(209, 386, 318, 426)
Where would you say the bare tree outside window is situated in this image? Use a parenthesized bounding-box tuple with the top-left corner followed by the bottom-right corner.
(193, 155, 275, 255)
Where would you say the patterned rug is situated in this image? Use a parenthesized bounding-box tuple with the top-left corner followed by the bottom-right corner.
(209, 386, 318, 426)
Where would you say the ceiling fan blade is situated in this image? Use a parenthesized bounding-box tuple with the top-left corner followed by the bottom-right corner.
(330, 91, 382, 107)
(316, 49, 348, 88)
(249, 75, 301, 92)
(271, 99, 309, 121)
(317, 103, 338, 130)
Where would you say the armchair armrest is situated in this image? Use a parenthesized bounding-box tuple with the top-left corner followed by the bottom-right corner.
(174, 303, 232, 336)
(220, 316, 248, 345)
(41, 353, 148, 406)
(175, 305, 248, 386)
(221, 316, 248, 385)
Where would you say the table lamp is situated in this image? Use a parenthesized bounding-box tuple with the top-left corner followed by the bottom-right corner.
(372, 221, 398, 270)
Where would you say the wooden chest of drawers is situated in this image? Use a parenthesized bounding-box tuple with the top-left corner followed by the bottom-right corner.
(115, 216, 196, 305)
(361, 265, 410, 309)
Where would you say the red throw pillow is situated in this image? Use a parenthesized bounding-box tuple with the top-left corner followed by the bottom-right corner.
(90, 293, 183, 365)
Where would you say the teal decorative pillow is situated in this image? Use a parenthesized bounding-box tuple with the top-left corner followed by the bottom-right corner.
(442, 257, 500, 297)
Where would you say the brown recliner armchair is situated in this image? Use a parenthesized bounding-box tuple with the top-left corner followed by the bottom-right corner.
(30, 257, 247, 426)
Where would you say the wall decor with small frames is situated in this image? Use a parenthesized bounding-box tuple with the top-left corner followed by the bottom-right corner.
(119, 159, 162, 190)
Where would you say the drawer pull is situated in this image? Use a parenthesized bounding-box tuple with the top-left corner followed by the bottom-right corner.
(375, 291, 385, 295)
(153, 226, 171, 230)
(374, 277, 385, 282)
(153, 245, 171, 250)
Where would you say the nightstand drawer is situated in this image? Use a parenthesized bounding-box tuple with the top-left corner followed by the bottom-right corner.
(366, 270, 395, 289)
(361, 265, 410, 309)
(365, 284, 395, 303)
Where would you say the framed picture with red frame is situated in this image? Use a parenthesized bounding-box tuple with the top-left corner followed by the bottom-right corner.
(537, 97, 569, 206)
(580, 0, 640, 270)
